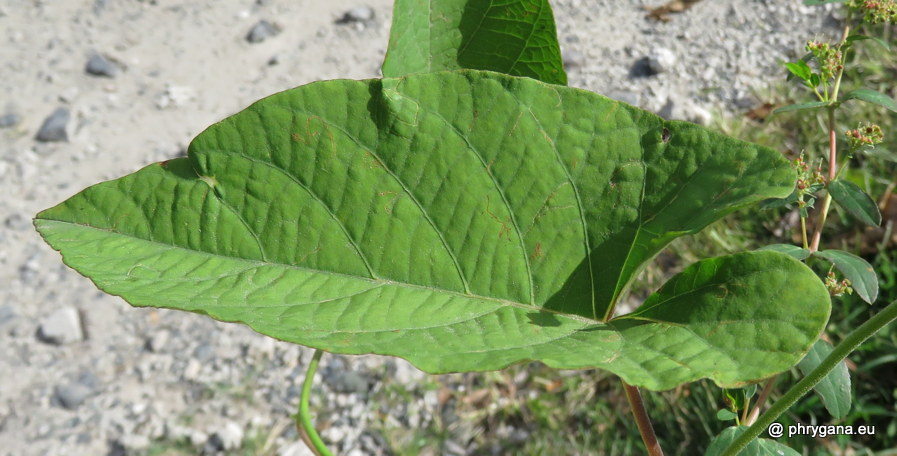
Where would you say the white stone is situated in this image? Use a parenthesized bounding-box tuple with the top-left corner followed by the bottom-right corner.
(182, 359, 202, 380)
(215, 421, 244, 450)
(646, 47, 677, 74)
(321, 425, 347, 443)
(156, 85, 196, 109)
(146, 329, 169, 352)
(278, 441, 315, 456)
(38, 307, 84, 344)
(189, 430, 208, 447)
(392, 359, 425, 385)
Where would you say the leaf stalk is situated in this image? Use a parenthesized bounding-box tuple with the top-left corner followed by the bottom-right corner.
(622, 380, 664, 456)
(294, 349, 333, 456)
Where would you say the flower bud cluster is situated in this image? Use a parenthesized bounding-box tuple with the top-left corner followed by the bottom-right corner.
(792, 153, 825, 195)
(806, 41, 844, 81)
(846, 122, 884, 150)
(848, 0, 897, 24)
(825, 271, 854, 297)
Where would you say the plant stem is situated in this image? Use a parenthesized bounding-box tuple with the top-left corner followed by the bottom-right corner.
(808, 19, 850, 252)
(720, 299, 897, 456)
(831, 24, 850, 102)
(800, 216, 809, 249)
(622, 380, 664, 456)
(809, 107, 838, 252)
(294, 349, 333, 456)
(743, 375, 777, 426)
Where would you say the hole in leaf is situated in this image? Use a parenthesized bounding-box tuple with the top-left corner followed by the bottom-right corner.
(662, 128, 671, 143)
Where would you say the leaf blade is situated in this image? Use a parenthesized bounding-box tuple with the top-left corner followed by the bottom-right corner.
(759, 244, 811, 260)
(35, 71, 829, 389)
(798, 339, 852, 418)
(784, 60, 812, 82)
(828, 179, 882, 226)
(842, 88, 897, 112)
(382, 0, 567, 84)
(772, 101, 831, 114)
(813, 249, 879, 304)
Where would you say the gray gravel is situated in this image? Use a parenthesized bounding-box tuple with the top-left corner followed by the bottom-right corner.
(85, 53, 121, 78)
(246, 20, 281, 43)
(1, 1, 843, 455)
(0, 112, 20, 128)
(34, 107, 70, 142)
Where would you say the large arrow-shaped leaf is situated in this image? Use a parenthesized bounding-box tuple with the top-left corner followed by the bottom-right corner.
(34, 71, 830, 390)
(382, 0, 567, 85)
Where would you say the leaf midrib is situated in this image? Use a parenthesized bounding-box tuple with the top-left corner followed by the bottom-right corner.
(35, 217, 604, 325)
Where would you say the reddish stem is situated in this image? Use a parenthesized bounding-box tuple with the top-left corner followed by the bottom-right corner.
(622, 381, 664, 456)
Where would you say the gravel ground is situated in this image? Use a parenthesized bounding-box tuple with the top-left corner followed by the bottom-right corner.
(1, 1, 842, 455)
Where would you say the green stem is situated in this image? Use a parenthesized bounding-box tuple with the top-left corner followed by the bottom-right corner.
(800, 216, 809, 250)
(720, 299, 897, 456)
(622, 380, 664, 456)
(295, 349, 333, 456)
(831, 24, 850, 102)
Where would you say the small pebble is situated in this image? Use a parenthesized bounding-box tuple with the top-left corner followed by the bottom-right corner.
(53, 382, 93, 410)
(155, 85, 196, 109)
(277, 441, 315, 456)
(646, 47, 676, 75)
(85, 54, 120, 78)
(336, 6, 375, 24)
(203, 433, 226, 453)
(4, 213, 31, 231)
(562, 49, 586, 69)
(213, 421, 244, 451)
(35, 107, 70, 142)
(145, 329, 169, 352)
(0, 305, 19, 331)
(0, 112, 21, 128)
(246, 20, 280, 43)
(329, 370, 368, 394)
(37, 306, 84, 345)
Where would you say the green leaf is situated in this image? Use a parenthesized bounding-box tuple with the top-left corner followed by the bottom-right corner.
(724, 385, 757, 413)
(813, 249, 879, 304)
(34, 70, 830, 389)
(772, 101, 830, 115)
(760, 189, 798, 209)
(842, 88, 897, 113)
(809, 73, 822, 88)
(845, 33, 892, 51)
(759, 244, 811, 261)
(382, 0, 567, 85)
(784, 61, 812, 82)
(716, 409, 738, 421)
(706, 426, 799, 456)
(798, 339, 851, 418)
(828, 179, 882, 227)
